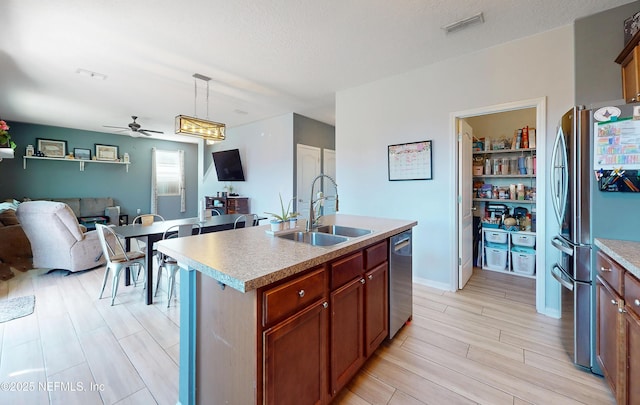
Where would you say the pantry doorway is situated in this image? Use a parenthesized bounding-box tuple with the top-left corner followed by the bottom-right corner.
(451, 97, 547, 314)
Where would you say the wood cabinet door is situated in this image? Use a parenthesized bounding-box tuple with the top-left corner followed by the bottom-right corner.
(596, 277, 621, 396)
(622, 47, 640, 103)
(625, 308, 640, 405)
(365, 262, 388, 357)
(263, 300, 328, 405)
(330, 277, 365, 396)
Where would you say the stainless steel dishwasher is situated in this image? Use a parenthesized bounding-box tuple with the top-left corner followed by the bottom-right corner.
(389, 230, 412, 339)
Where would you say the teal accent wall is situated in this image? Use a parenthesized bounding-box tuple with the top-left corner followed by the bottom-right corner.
(1, 121, 198, 221)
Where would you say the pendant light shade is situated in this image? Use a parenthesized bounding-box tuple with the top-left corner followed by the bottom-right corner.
(175, 115, 225, 141)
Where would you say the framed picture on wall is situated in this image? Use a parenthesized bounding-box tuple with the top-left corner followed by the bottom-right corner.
(36, 138, 67, 158)
(95, 144, 118, 161)
(388, 140, 432, 181)
(73, 148, 91, 160)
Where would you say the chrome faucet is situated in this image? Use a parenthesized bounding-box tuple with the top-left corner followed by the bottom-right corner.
(306, 174, 339, 232)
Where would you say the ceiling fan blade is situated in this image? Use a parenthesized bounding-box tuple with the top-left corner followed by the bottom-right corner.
(103, 125, 129, 130)
(137, 130, 153, 137)
(139, 128, 164, 134)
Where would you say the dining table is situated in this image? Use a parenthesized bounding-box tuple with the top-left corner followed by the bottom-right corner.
(110, 214, 262, 305)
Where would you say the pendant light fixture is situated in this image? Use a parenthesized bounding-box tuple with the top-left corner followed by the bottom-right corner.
(175, 73, 226, 141)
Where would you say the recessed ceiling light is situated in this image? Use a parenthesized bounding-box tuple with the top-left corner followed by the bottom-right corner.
(442, 12, 484, 34)
(76, 68, 107, 80)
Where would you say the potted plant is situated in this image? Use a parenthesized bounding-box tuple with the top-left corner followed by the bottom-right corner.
(0, 120, 15, 160)
(265, 193, 298, 232)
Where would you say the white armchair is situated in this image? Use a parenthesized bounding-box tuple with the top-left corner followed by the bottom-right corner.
(16, 201, 106, 272)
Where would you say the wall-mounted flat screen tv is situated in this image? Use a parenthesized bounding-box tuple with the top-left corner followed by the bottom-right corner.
(212, 148, 246, 181)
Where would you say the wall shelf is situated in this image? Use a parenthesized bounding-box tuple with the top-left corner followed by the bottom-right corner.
(473, 198, 535, 204)
(473, 148, 536, 155)
(23, 156, 130, 172)
(473, 174, 535, 179)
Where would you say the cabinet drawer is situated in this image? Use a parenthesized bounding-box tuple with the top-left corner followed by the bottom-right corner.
(596, 250, 624, 295)
(263, 267, 326, 326)
(625, 272, 640, 317)
(365, 240, 388, 270)
(331, 252, 364, 290)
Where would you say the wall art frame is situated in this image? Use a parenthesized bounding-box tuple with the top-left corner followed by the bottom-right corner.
(95, 144, 119, 161)
(36, 138, 67, 158)
(73, 148, 91, 160)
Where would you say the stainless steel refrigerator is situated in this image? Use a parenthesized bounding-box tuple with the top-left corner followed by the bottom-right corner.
(551, 103, 640, 374)
(551, 106, 593, 371)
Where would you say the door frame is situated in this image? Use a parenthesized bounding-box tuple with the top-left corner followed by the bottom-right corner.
(450, 97, 547, 314)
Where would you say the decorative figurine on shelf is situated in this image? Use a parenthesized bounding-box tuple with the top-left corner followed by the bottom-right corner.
(26, 144, 34, 156)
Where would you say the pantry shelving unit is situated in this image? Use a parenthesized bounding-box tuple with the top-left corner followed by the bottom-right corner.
(473, 146, 537, 278)
(481, 228, 536, 278)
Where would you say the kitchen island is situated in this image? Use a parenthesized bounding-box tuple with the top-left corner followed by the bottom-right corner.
(157, 214, 416, 405)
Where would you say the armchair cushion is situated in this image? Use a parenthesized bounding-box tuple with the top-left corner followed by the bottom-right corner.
(16, 201, 106, 272)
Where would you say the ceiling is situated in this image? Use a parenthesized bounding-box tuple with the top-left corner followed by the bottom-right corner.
(0, 0, 635, 143)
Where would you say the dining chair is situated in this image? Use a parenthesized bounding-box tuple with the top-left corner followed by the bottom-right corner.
(155, 223, 202, 307)
(131, 214, 165, 276)
(233, 214, 259, 229)
(132, 214, 165, 226)
(96, 223, 146, 306)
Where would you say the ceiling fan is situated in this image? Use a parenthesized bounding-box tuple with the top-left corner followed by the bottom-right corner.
(103, 116, 164, 137)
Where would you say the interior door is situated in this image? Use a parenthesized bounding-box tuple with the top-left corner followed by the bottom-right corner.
(296, 144, 321, 222)
(458, 119, 474, 289)
(322, 148, 337, 215)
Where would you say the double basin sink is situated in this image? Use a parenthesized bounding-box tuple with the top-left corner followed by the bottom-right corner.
(277, 225, 372, 246)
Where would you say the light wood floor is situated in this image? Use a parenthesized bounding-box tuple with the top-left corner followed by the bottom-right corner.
(0, 266, 614, 404)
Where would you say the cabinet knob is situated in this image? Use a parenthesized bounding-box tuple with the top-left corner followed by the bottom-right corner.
(360, 278, 366, 284)
(600, 266, 612, 272)
(368, 274, 373, 280)
(619, 307, 627, 314)
(298, 290, 305, 298)
(635, 299, 640, 307)
(323, 302, 328, 309)
(611, 299, 618, 306)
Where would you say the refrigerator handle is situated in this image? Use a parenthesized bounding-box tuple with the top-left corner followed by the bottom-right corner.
(550, 126, 569, 227)
(551, 237, 574, 256)
(551, 265, 574, 291)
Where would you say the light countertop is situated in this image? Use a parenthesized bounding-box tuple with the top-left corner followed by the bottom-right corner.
(594, 238, 640, 279)
(156, 214, 417, 293)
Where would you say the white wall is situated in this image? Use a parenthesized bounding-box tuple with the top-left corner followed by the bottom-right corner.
(199, 113, 294, 218)
(336, 26, 574, 312)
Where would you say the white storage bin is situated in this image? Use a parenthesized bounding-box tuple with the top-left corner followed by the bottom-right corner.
(512, 232, 536, 247)
(485, 243, 508, 270)
(511, 247, 535, 275)
(484, 230, 508, 244)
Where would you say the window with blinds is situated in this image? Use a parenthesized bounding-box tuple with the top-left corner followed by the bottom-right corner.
(155, 149, 182, 196)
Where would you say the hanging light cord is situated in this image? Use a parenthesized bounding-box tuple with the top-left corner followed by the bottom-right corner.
(193, 76, 211, 120)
